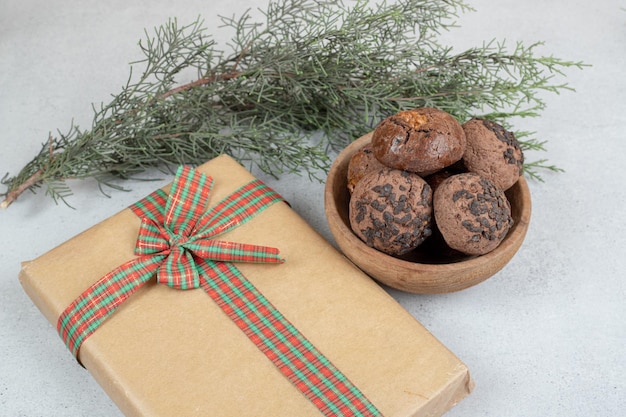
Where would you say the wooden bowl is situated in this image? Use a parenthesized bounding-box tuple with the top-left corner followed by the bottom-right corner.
(324, 132, 532, 294)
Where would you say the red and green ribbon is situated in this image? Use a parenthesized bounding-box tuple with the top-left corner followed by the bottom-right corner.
(57, 165, 382, 417)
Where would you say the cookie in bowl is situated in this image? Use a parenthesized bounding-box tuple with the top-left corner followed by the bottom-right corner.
(349, 168, 433, 256)
(371, 107, 466, 176)
(433, 172, 514, 256)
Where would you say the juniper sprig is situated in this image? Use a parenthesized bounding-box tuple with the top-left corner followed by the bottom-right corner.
(1, 0, 584, 208)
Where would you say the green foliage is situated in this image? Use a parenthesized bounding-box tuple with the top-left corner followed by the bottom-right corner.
(1, 0, 584, 207)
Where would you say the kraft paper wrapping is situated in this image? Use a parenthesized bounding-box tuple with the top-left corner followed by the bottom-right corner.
(20, 155, 473, 417)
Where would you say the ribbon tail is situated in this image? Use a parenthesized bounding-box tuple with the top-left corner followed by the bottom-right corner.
(57, 255, 165, 359)
(185, 240, 284, 264)
(196, 259, 382, 417)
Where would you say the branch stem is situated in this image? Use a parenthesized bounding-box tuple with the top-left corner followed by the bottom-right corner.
(1, 170, 43, 209)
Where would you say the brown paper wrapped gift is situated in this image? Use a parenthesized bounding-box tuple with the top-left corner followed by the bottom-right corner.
(20, 155, 473, 417)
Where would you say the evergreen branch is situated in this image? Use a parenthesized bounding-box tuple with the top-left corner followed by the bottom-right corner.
(1, 0, 585, 208)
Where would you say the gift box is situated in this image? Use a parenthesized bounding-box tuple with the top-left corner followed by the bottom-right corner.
(19, 155, 473, 417)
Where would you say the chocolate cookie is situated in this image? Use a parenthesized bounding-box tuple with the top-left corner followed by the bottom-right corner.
(462, 118, 524, 190)
(433, 173, 513, 255)
(371, 107, 466, 176)
(349, 168, 433, 256)
(346, 142, 386, 193)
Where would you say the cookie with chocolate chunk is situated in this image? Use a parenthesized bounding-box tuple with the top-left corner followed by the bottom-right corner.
(346, 142, 386, 193)
(349, 168, 433, 256)
(371, 107, 466, 176)
(434, 173, 513, 255)
(462, 118, 524, 190)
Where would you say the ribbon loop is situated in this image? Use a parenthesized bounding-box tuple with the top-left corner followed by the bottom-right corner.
(136, 218, 170, 255)
(163, 166, 213, 237)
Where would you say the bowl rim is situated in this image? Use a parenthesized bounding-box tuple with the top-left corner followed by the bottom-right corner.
(324, 132, 532, 293)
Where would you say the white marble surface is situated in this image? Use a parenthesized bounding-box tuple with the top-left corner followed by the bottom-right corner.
(1, 0, 624, 416)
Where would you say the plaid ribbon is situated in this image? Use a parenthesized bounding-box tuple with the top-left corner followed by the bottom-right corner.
(57, 165, 382, 417)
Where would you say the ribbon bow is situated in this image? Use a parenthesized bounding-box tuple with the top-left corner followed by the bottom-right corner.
(57, 165, 383, 417)
(135, 165, 283, 290)
(58, 166, 284, 357)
